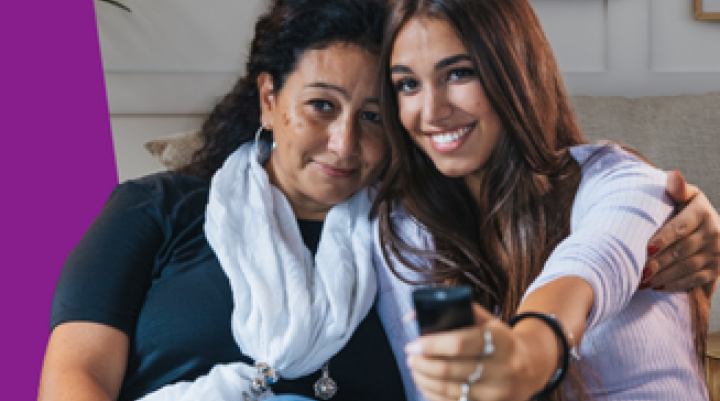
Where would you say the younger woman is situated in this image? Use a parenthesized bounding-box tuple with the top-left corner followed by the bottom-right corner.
(375, 0, 713, 399)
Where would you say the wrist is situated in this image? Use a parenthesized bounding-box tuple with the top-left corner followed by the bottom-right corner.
(512, 321, 562, 394)
(509, 312, 574, 398)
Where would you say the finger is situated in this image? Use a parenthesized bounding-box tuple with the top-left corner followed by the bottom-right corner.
(412, 378, 450, 401)
(408, 354, 483, 382)
(665, 170, 698, 203)
(643, 229, 707, 283)
(412, 378, 451, 401)
(412, 369, 506, 401)
(403, 310, 417, 323)
(647, 192, 709, 257)
(406, 304, 496, 358)
(416, 388, 448, 401)
(702, 278, 719, 299)
(653, 264, 719, 292)
(646, 252, 711, 289)
(472, 302, 495, 325)
(406, 325, 491, 358)
(411, 369, 463, 401)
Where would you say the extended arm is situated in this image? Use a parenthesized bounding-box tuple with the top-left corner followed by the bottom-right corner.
(406, 149, 674, 401)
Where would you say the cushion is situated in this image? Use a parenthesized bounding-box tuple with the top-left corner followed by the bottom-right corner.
(144, 130, 204, 171)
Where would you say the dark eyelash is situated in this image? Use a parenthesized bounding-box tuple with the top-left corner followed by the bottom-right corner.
(449, 68, 475, 79)
(309, 100, 333, 110)
(361, 111, 381, 122)
(394, 79, 418, 92)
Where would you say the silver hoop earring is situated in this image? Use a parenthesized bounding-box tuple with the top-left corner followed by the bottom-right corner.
(255, 123, 274, 164)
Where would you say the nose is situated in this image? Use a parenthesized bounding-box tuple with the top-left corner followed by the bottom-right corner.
(422, 86, 452, 124)
(327, 115, 360, 159)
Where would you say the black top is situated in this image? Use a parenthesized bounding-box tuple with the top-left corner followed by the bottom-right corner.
(51, 173, 405, 401)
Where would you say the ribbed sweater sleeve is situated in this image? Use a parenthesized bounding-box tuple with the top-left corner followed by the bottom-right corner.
(523, 146, 673, 331)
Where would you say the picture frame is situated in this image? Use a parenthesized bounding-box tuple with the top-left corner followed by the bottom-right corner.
(695, 0, 720, 20)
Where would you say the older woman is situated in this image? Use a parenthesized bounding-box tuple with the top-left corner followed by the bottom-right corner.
(39, 1, 404, 400)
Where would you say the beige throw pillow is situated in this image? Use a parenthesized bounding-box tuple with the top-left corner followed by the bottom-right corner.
(144, 130, 204, 171)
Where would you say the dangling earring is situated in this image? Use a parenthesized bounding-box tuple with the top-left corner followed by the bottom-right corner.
(255, 123, 274, 164)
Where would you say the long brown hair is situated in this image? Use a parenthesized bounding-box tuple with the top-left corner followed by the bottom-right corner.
(373, 0, 706, 399)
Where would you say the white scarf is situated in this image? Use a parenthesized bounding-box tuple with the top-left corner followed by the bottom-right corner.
(139, 143, 377, 400)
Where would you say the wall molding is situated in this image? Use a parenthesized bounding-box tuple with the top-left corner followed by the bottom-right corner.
(649, 0, 720, 73)
(105, 71, 236, 115)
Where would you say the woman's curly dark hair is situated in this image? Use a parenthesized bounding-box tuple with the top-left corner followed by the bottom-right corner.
(177, 0, 385, 178)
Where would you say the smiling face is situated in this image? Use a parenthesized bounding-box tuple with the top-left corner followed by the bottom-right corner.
(390, 17, 502, 184)
(258, 42, 387, 220)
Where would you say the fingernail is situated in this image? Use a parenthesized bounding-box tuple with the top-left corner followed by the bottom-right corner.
(641, 268, 653, 282)
(638, 282, 651, 291)
(406, 342, 423, 355)
(647, 245, 660, 257)
(653, 285, 665, 291)
(402, 310, 417, 323)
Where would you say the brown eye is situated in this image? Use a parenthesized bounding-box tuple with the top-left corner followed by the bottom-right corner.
(309, 99, 334, 112)
(394, 78, 419, 93)
(448, 68, 475, 82)
(361, 111, 381, 123)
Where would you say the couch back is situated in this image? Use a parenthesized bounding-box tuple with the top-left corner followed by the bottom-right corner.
(573, 92, 720, 212)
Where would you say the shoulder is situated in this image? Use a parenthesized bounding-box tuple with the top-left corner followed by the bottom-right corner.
(111, 172, 210, 214)
(567, 144, 672, 231)
(123, 172, 210, 199)
(570, 144, 667, 204)
(570, 143, 664, 183)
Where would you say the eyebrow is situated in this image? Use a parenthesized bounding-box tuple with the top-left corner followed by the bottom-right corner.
(305, 82, 378, 105)
(306, 82, 349, 98)
(391, 54, 472, 74)
(435, 54, 472, 70)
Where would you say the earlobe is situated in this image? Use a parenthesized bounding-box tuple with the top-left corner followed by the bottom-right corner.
(257, 72, 275, 129)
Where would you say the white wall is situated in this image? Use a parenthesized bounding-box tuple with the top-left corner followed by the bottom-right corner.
(97, 0, 267, 179)
(98, 0, 720, 180)
(97, 0, 720, 326)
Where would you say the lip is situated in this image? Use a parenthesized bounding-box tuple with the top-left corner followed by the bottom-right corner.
(313, 161, 358, 178)
(423, 122, 475, 153)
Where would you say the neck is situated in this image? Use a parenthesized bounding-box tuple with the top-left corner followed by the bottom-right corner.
(293, 205, 330, 221)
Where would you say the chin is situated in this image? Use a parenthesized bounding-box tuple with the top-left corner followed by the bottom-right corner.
(434, 161, 476, 179)
(311, 189, 357, 208)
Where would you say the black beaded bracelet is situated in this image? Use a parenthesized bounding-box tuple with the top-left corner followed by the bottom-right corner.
(508, 312, 572, 399)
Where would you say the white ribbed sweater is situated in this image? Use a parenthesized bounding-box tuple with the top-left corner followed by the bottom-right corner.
(375, 145, 709, 401)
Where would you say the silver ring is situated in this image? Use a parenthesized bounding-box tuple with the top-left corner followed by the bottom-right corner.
(459, 382, 470, 401)
(483, 329, 494, 356)
(468, 362, 483, 383)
